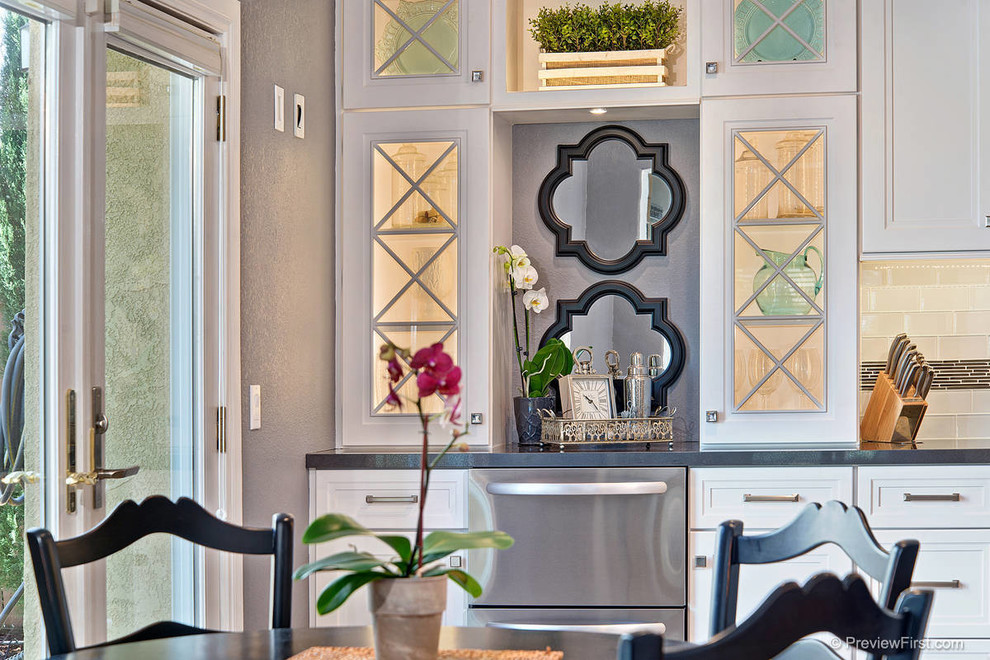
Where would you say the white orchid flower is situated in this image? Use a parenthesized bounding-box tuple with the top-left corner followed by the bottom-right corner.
(512, 265, 538, 290)
(523, 287, 549, 313)
(509, 245, 531, 269)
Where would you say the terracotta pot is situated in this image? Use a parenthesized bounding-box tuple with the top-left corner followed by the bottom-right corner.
(369, 576, 447, 660)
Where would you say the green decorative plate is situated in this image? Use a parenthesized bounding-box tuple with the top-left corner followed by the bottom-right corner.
(734, 0, 824, 63)
(376, 0, 459, 76)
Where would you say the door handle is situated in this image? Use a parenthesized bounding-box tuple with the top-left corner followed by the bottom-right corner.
(488, 622, 666, 635)
(365, 495, 418, 504)
(911, 580, 961, 589)
(66, 466, 140, 486)
(743, 493, 800, 503)
(485, 482, 667, 496)
(903, 493, 960, 502)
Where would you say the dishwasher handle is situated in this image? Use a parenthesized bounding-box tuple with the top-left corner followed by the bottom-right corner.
(485, 481, 667, 496)
(488, 622, 666, 635)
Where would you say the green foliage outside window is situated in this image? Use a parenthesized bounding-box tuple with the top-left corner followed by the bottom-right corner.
(0, 9, 28, 600)
(528, 1, 682, 54)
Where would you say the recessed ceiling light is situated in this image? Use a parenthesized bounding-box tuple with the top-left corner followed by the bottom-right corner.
(589, 108, 608, 115)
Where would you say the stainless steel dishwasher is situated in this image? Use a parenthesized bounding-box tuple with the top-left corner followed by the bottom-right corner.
(466, 467, 686, 640)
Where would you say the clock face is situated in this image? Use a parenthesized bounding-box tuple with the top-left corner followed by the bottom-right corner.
(570, 378, 613, 419)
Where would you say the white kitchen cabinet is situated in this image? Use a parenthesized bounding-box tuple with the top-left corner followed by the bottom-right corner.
(857, 465, 990, 529)
(861, 0, 990, 255)
(690, 466, 853, 529)
(700, 0, 856, 97)
(339, 0, 490, 109)
(873, 529, 990, 641)
(699, 95, 858, 446)
(307, 470, 471, 628)
(338, 109, 498, 447)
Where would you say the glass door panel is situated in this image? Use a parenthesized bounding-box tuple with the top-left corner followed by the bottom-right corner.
(732, 0, 825, 64)
(0, 6, 45, 659)
(731, 128, 825, 413)
(373, 0, 459, 77)
(371, 140, 459, 417)
(102, 47, 198, 637)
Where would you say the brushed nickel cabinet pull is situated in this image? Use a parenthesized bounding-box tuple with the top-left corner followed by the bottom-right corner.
(912, 580, 961, 589)
(903, 493, 960, 502)
(365, 495, 418, 504)
(743, 493, 800, 503)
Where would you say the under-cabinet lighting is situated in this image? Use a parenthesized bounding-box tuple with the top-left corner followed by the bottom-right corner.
(589, 108, 607, 115)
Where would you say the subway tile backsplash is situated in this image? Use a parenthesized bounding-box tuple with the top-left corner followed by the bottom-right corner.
(861, 260, 990, 440)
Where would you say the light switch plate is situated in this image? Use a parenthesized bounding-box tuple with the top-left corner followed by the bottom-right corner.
(274, 85, 284, 132)
(293, 93, 305, 139)
(249, 385, 262, 430)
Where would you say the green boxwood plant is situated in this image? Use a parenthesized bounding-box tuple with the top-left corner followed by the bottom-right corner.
(529, 1, 682, 54)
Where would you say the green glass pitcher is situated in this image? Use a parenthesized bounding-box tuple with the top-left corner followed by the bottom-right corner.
(753, 246, 824, 316)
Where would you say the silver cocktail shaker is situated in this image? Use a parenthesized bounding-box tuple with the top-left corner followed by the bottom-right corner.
(624, 352, 651, 418)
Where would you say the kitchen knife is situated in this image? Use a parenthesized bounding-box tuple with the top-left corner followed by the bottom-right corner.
(885, 333, 909, 375)
(893, 346, 917, 389)
(900, 362, 921, 396)
(887, 337, 911, 377)
(917, 366, 934, 399)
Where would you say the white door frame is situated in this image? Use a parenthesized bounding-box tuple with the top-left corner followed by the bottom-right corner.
(13, 0, 243, 646)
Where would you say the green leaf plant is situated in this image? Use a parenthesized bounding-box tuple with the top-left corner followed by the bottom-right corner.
(295, 341, 514, 615)
(528, 1, 682, 54)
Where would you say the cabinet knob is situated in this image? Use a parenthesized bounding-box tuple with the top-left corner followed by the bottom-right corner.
(705, 61, 719, 74)
(984, 214, 990, 228)
(471, 70, 484, 83)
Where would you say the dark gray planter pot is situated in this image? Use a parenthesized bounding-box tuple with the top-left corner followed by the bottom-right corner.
(513, 396, 554, 446)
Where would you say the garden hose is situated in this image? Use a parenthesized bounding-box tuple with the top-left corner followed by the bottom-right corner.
(0, 311, 25, 506)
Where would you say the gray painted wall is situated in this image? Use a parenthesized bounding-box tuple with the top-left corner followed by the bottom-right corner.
(512, 120, 700, 439)
(239, 0, 335, 630)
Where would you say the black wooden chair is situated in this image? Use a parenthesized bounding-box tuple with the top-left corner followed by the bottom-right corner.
(618, 573, 933, 660)
(709, 500, 919, 658)
(27, 495, 293, 656)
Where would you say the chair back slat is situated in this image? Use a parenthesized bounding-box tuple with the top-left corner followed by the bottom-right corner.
(27, 496, 293, 655)
(55, 496, 276, 567)
(621, 574, 934, 660)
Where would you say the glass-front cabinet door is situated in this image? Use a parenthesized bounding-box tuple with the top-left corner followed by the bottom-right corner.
(700, 0, 856, 96)
(339, 108, 492, 446)
(700, 95, 857, 446)
(340, 0, 490, 109)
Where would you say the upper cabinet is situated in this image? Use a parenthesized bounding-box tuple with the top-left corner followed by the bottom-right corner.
(341, 0, 491, 109)
(699, 95, 858, 446)
(861, 0, 990, 255)
(338, 108, 497, 446)
(700, 0, 856, 97)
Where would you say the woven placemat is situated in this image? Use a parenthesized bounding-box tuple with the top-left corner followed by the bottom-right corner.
(289, 646, 563, 660)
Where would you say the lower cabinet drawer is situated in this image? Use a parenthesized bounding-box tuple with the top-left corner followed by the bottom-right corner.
(873, 530, 990, 640)
(311, 469, 467, 530)
(307, 533, 467, 628)
(858, 466, 990, 529)
(690, 467, 854, 530)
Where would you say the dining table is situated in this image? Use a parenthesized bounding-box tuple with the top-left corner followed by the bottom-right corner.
(50, 625, 691, 659)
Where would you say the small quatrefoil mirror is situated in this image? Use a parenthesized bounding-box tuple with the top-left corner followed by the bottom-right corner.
(537, 125, 687, 274)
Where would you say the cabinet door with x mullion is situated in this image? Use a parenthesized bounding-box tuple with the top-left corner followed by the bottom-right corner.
(700, 95, 858, 446)
(700, 0, 856, 97)
(341, 0, 490, 109)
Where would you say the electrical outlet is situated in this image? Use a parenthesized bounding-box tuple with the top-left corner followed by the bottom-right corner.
(249, 385, 262, 430)
(273, 85, 284, 132)
(293, 94, 305, 139)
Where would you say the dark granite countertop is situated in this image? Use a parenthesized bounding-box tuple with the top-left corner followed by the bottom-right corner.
(305, 439, 990, 469)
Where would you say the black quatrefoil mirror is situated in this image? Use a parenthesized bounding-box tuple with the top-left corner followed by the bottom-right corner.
(537, 125, 687, 274)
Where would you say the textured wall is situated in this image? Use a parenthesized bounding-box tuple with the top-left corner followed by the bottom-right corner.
(239, 0, 336, 630)
(512, 120, 700, 439)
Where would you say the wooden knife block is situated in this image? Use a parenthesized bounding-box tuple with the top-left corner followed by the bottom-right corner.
(860, 372, 928, 444)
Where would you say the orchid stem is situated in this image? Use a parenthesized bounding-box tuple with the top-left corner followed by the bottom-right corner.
(414, 399, 429, 574)
(509, 280, 526, 394)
